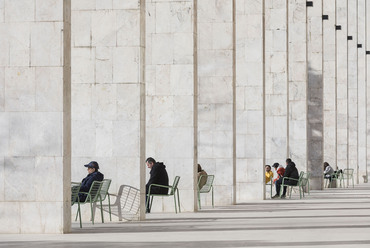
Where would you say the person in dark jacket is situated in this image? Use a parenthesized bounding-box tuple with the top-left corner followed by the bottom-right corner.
(78, 161, 104, 202)
(272, 158, 299, 198)
(145, 157, 169, 213)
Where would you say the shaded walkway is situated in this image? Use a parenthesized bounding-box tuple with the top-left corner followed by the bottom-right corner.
(1, 184, 370, 247)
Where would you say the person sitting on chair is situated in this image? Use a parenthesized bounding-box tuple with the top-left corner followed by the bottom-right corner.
(78, 161, 104, 202)
(323, 162, 334, 181)
(265, 165, 273, 184)
(145, 157, 169, 213)
(272, 163, 285, 184)
(272, 158, 299, 198)
(197, 164, 208, 190)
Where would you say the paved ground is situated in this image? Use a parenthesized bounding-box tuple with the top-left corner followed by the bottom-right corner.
(1, 184, 370, 248)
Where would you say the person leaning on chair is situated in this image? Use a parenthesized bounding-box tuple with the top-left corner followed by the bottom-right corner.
(197, 164, 208, 190)
(78, 161, 104, 202)
(145, 157, 169, 213)
(272, 158, 299, 199)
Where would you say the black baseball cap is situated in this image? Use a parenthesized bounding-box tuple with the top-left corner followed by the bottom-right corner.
(84, 161, 99, 170)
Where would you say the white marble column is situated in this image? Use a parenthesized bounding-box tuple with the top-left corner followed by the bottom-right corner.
(307, 0, 323, 189)
(366, 0, 370, 183)
(71, 0, 144, 220)
(265, 0, 288, 166)
(0, 0, 71, 233)
(288, 0, 307, 173)
(323, 0, 336, 168)
(146, 0, 196, 212)
(357, 0, 366, 184)
(336, 0, 348, 172)
(235, 0, 264, 200)
(198, 0, 234, 206)
(347, 0, 358, 179)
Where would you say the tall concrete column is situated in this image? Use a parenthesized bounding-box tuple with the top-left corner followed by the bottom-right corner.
(288, 0, 307, 173)
(198, 0, 234, 206)
(336, 0, 348, 172)
(323, 0, 337, 167)
(357, 0, 366, 184)
(347, 0, 358, 179)
(265, 0, 288, 166)
(0, 0, 71, 233)
(146, 0, 197, 211)
(235, 0, 264, 200)
(307, 0, 323, 189)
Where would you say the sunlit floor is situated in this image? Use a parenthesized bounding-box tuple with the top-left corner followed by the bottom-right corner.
(1, 184, 370, 248)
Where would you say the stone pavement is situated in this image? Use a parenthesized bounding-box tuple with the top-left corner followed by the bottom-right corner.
(1, 184, 370, 248)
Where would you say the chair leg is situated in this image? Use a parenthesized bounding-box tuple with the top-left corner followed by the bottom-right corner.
(149, 195, 154, 212)
(108, 195, 112, 221)
(173, 194, 177, 214)
(177, 189, 181, 213)
(197, 190, 201, 209)
(99, 198, 104, 223)
(90, 201, 95, 225)
(212, 187, 214, 208)
(77, 204, 82, 228)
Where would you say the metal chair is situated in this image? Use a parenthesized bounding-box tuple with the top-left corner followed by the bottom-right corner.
(75, 181, 103, 228)
(146, 176, 181, 213)
(94, 179, 112, 221)
(197, 175, 215, 209)
(341, 168, 354, 188)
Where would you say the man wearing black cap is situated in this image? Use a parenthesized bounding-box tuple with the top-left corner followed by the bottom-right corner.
(78, 161, 104, 202)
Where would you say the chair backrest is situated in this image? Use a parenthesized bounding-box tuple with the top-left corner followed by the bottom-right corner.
(343, 168, 354, 179)
(169, 176, 181, 195)
(100, 179, 112, 201)
(299, 172, 309, 187)
(119, 185, 140, 217)
(88, 181, 104, 202)
(71, 182, 81, 205)
(199, 175, 215, 193)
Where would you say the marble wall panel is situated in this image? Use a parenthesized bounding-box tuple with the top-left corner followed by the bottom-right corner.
(307, 0, 323, 189)
(322, 0, 336, 166)
(347, 0, 358, 178)
(0, 67, 4, 111)
(357, 0, 366, 182)
(35, 67, 63, 112)
(336, 0, 348, 170)
(367, 0, 370, 181)
(198, 0, 233, 204)
(36, 0, 63, 21)
(265, 0, 287, 167)
(0, 202, 21, 233)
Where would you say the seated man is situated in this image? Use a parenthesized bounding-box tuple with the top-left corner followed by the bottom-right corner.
(273, 159, 299, 198)
(145, 157, 169, 213)
(78, 161, 104, 202)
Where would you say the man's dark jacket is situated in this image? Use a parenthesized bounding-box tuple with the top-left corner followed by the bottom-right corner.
(79, 171, 104, 201)
(146, 162, 169, 194)
(283, 162, 299, 185)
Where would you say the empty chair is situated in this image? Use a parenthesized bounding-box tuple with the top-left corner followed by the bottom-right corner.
(197, 175, 215, 209)
(341, 168, 354, 188)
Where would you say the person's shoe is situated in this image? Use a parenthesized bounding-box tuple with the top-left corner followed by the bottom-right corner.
(146, 208, 150, 213)
(271, 194, 279, 199)
(280, 195, 286, 199)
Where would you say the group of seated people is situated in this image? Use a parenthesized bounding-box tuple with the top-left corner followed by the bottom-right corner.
(265, 158, 299, 198)
(75, 158, 208, 213)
